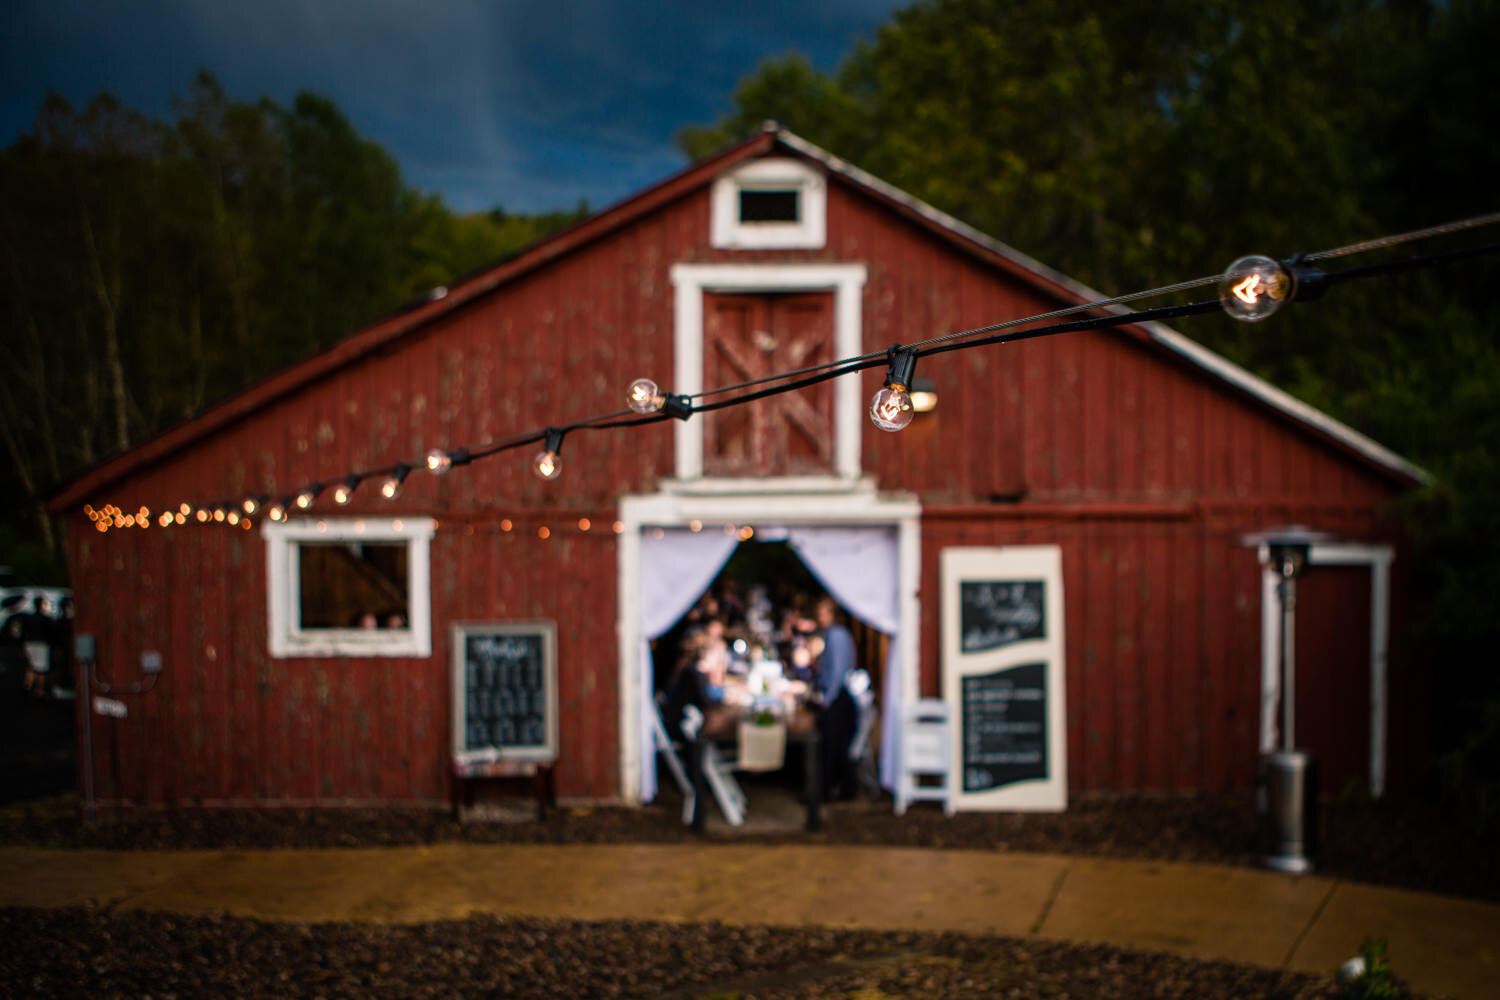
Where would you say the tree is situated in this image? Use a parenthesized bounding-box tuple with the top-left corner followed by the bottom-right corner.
(0, 76, 589, 577)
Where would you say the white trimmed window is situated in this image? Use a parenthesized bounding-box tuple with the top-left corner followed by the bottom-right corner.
(711, 157, 826, 250)
(263, 516, 434, 658)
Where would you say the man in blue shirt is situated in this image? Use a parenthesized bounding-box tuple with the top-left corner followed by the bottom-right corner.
(814, 596, 858, 800)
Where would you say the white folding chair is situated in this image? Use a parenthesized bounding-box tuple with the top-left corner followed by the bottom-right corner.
(895, 697, 955, 816)
(846, 669, 879, 798)
(681, 705, 749, 826)
(653, 696, 697, 824)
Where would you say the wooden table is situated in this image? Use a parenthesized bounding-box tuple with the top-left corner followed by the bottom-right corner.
(689, 705, 822, 833)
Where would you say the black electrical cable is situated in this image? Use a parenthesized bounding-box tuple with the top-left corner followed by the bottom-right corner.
(95, 214, 1500, 521)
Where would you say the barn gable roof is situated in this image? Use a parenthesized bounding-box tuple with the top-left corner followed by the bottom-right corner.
(50, 126, 1425, 510)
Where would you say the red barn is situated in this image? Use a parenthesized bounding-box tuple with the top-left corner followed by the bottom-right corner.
(51, 126, 1426, 812)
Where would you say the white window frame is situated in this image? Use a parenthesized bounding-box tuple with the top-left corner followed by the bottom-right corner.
(669, 262, 867, 486)
(263, 516, 435, 658)
(710, 157, 826, 250)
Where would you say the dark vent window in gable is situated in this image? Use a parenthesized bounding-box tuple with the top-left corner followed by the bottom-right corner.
(739, 188, 800, 224)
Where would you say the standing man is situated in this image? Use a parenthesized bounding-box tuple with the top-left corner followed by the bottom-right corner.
(814, 596, 857, 800)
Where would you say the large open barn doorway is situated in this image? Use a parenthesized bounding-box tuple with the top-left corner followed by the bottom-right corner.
(616, 492, 921, 805)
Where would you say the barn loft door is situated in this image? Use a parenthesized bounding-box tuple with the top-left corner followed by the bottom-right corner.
(703, 291, 835, 477)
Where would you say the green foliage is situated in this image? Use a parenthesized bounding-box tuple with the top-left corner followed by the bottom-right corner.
(0, 73, 584, 570)
(1343, 937, 1410, 1000)
(685, 0, 1500, 790)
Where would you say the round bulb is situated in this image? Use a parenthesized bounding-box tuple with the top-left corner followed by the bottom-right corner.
(426, 449, 453, 475)
(213, 508, 226, 522)
(226, 511, 240, 526)
(267, 503, 286, 522)
(333, 484, 354, 505)
(869, 385, 915, 431)
(533, 449, 562, 480)
(195, 508, 209, 523)
(242, 497, 259, 515)
(1219, 255, 1292, 322)
(295, 490, 317, 510)
(380, 477, 402, 500)
(158, 512, 172, 527)
(626, 377, 662, 414)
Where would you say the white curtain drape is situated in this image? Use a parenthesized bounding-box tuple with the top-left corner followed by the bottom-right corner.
(637, 528, 740, 801)
(786, 526, 901, 789)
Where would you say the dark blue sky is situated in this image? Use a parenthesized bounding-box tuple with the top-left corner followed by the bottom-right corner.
(1, 0, 905, 214)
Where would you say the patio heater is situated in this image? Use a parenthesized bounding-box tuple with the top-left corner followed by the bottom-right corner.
(1243, 525, 1331, 874)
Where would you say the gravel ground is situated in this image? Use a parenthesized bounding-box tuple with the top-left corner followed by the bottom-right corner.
(1, 907, 1386, 1000)
(1, 791, 1482, 999)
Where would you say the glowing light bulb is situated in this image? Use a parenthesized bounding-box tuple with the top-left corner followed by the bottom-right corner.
(173, 512, 185, 525)
(243, 496, 261, 515)
(267, 501, 287, 522)
(627, 377, 662, 414)
(295, 484, 321, 510)
(380, 463, 411, 500)
(158, 512, 173, 527)
(533, 449, 561, 480)
(870, 345, 920, 432)
(212, 507, 226, 522)
(333, 476, 359, 505)
(1219, 255, 1292, 322)
(533, 429, 564, 481)
(869, 385, 915, 431)
(195, 508, 209, 523)
(179, 503, 191, 516)
(226, 511, 240, 526)
(426, 449, 451, 474)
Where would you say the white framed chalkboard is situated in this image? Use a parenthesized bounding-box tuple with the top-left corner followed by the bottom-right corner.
(450, 622, 558, 766)
(941, 547, 1067, 811)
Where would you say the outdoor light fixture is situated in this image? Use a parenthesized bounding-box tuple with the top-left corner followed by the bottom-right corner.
(294, 484, 323, 510)
(626, 377, 693, 420)
(242, 495, 268, 516)
(909, 376, 939, 414)
(380, 463, 411, 500)
(869, 345, 920, 431)
(533, 428, 564, 481)
(426, 447, 470, 475)
(332, 474, 361, 505)
(1219, 254, 1328, 322)
(267, 499, 290, 522)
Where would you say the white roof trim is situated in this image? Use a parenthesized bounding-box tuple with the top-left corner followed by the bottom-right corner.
(774, 128, 1430, 486)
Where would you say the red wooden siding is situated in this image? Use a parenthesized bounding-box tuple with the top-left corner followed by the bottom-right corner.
(63, 140, 1419, 807)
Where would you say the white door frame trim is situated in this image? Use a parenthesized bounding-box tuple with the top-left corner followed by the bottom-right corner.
(615, 488, 921, 803)
(1256, 542, 1394, 795)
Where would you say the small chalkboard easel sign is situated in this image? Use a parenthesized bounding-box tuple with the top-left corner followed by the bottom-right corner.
(450, 622, 558, 767)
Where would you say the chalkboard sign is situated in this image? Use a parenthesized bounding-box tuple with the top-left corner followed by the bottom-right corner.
(451, 622, 558, 765)
(943, 546, 1066, 811)
(960, 662, 1048, 792)
(960, 580, 1044, 653)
